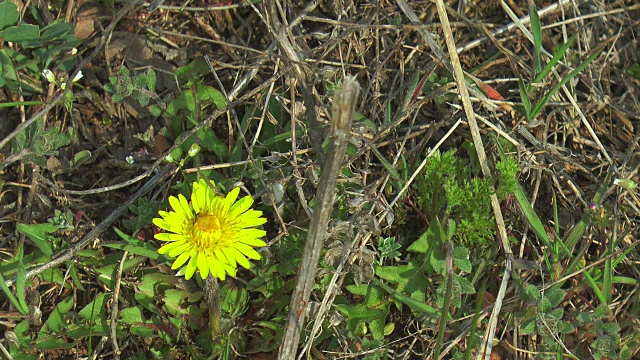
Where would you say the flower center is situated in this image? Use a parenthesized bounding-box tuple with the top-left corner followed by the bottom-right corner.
(191, 213, 228, 250)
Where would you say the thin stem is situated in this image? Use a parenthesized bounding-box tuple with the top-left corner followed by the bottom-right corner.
(434, 241, 454, 360)
(205, 276, 221, 337)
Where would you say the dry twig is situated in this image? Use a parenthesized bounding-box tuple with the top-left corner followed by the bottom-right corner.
(278, 76, 360, 360)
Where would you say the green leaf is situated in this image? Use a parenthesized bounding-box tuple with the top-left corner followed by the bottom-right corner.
(557, 320, 575, 334)
(17, 222, 57, 257)
(147, 69, 156, 93)
(102, 242, 163, 261)
(375, 260, 428, 303)
(598, 322, 620, 336)
(67, 323, 114, 339)
(15, 243, 29, 315)
(149, 104, 162, 117)
(520, 318, 536, 335)
(39, 22, 73, 42)
(78, 293, 109, 319)
(524, 284, 540, 301)
(71, 150, 92, 168)
(1, 24, 40, 43)
(164, 289, 192, 316)
(454, 275, 475, 295)
(35, 338, 76, 350)
(407, 218, 446, 254)
(452, 246, 471, 273)
(547, 307, 564, 320)
(40, 296, 74, 333)
(196, 84, 227, 109)
(367, 142, 400, 180)
(0, 271, 28, 314)
(346, 284, 369, 296)
(120, 306, 155, 337)
(198, 126, 229, 159)
(0, 1, 18, 30)
(544, 288, 566, 308)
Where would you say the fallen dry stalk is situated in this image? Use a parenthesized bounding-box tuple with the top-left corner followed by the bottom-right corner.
(278, 77, 360, 360)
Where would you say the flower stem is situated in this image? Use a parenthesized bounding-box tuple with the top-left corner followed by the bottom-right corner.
(205, 276, 221, 337)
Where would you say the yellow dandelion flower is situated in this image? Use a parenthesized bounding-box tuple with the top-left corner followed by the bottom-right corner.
(153, 179, 267, 280)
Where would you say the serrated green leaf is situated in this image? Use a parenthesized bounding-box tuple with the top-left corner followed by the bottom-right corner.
(452, 246, 471, 272)
(454, 274, 475, 295)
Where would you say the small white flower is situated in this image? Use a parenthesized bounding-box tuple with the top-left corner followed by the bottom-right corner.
(71, 48, 78, 55)
(60, 82, 66, 90)
(72, 71, 83, 83)
(125, 156, 134, 165)
(165, 154, 174, 163)
(42, 69, 55, 83)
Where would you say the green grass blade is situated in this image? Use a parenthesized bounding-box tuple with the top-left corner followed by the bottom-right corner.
(513, 182, 555, 259)
(530, 39, 608, 119)
(400, 72, 420, 114)
(363, 138, 401, 179)
(583, 266, 606, 304)
(518, 77, 532, 119)
(15, 243, 29, 315)
(534, 34, 577, 84)
(602, 219, 616, 303)
(612, 276, 637, 285)
(529, 1, 542, 76)
(0, 100, 46, 108)
(565, 170, 611, 252)
(373, 278, 439, 316)
(0, 271, 29, 314)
